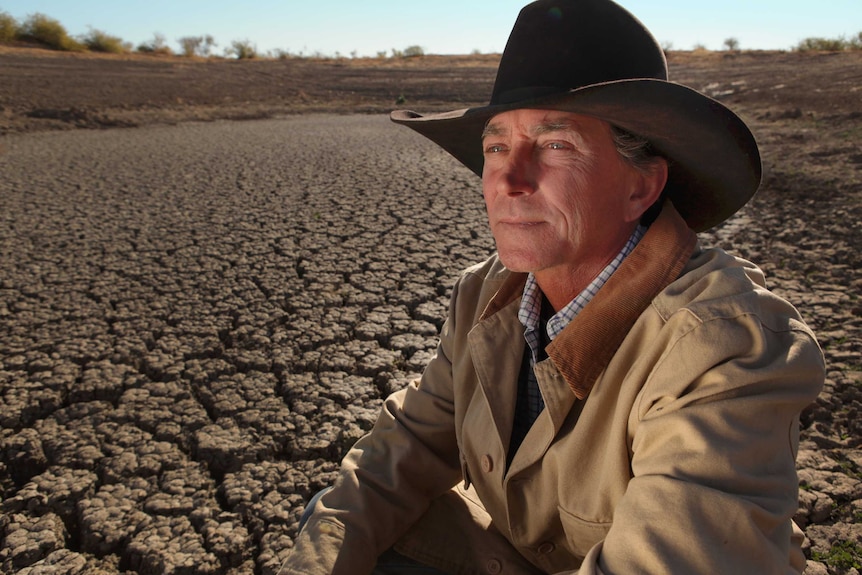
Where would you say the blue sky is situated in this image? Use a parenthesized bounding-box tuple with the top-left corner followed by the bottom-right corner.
(2, 1, 860, 56)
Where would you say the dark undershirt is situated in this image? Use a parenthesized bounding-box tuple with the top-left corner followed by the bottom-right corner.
(507, 295, 555, 468)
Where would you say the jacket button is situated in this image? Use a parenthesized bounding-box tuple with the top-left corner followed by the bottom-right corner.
(486, 558, 502, 574)
(538, 542, 555, 554)
(481, 455, 493, 473)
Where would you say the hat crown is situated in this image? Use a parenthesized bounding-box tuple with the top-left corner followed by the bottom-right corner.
(492, 0, 668, 105)
(391, 0, 761, 232)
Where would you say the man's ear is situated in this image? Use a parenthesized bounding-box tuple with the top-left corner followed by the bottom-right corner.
(625, 157, 668, 223)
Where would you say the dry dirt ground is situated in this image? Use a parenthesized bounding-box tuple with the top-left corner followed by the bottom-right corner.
(0, 46, 861, 574)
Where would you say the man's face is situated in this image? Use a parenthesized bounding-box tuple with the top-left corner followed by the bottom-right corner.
(481, 109, 661, 289)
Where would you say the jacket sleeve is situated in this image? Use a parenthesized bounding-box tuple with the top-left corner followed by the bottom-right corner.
(279, 279, 466, 575)
(574, 305, 825, 575)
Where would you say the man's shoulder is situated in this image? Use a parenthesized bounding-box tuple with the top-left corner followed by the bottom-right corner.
(655, 246, 805, 327)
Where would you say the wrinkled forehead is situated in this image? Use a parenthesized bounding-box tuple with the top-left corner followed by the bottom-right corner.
(482, 108, 610, 138)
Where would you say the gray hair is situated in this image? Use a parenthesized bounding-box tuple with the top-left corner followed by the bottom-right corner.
(610, 125, 664, 172)
(610, 125, 668, 224)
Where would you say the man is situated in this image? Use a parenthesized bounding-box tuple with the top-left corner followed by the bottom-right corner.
(281, 0, 825, 573)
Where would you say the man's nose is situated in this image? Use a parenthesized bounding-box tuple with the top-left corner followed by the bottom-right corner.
(499, 145, 537, 196)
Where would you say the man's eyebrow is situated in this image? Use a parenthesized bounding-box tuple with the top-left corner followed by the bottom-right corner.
(481, 122, 505, 139)
(481, 118, 576, 139)
(533, 120, 575, 135)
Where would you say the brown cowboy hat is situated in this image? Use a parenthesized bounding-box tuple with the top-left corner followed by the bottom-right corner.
(390, 0, 760, 232)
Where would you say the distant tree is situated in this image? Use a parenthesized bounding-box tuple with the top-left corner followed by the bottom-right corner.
(723, 37, 740, 51)
(0, 11, 18, 43)
(178, 36, 200, 57)
(178, 35, 216, 57)
(202, 35, 216, 56)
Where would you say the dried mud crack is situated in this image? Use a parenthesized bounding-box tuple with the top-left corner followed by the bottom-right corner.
(1, 48, 861, 574)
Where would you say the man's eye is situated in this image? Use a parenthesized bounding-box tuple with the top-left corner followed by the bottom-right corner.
(485, 144, 505, 153)
(546, 142, 567, 150)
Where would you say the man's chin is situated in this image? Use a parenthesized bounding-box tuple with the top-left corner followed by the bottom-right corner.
(496, 250, 542, 274)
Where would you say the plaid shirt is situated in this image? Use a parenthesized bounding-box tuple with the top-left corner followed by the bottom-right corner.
(512, 225, 647, 437)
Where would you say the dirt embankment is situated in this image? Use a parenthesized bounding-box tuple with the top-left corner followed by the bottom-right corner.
(1, 47, 860, 134)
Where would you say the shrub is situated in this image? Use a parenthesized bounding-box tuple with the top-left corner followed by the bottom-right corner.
(794, 34, 862, 51)
(81, 27, 128, 54)
(811, 540, 862, 570)
(403, 45, 424, 57)
(796, 37, 844, 51)
(228, 39, 257, 59)
(137, 32, 172, 55)
(20, 12, 83, 51)
(0, 11, 18, 43)
(723, 37, 739, 51)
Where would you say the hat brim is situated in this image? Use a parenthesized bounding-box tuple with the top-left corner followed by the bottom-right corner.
(391, 79, 760, 232)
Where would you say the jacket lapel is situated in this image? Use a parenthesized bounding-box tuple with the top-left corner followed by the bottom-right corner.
(468, 294, 525, 455)
(506, 358, 580, 476)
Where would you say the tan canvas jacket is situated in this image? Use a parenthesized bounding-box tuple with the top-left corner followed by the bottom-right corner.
(281, 203, 825, 575)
